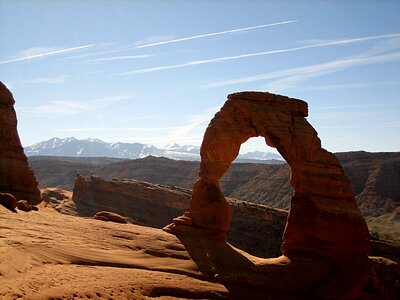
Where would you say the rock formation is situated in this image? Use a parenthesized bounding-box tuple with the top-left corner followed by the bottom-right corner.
(165, 91, 371, 260)
(0, 192, 18, 212)
(16, 199, 38, 212)
(0, 82, 41, 204)
(71, 175, 287, 258)
(94, 211, 128, 223)
(1, 197, 397, 299)
(41, 188, 77, 215)
(72, 175, 192, 228)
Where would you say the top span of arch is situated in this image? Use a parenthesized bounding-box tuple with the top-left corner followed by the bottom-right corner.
(228, 91, 308, 117)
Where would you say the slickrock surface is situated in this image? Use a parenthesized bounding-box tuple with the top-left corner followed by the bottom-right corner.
(1, 204, 398, 299)
(0, 82, 41, 205)
(0, 205, 229, 300)
(167, 91, 370, 260)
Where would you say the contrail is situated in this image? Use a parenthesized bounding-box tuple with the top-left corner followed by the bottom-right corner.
(0, 44, 96, 64)
(122, 32, 400, 75)
(135, 20, 298, 49)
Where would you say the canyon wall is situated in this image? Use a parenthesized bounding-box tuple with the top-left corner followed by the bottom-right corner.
(72, 175, 287, 257)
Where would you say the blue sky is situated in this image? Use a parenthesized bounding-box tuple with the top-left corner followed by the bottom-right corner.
(1, 0, 399, 153)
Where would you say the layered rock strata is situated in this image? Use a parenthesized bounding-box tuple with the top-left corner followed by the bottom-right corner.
(165, 91, 370, 260)
(71, 175, 287, 258)
(0, 82, 41, 204)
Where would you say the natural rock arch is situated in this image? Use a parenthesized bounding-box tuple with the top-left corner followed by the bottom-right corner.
(166, 91, 370, 259)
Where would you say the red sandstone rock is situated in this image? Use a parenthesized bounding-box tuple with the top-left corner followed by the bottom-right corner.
(166, 91, 371, 260)
(16, 200, 32, 212)
(94, 211, 128, 224)
(0, 192, 17, 212)
(0, 82, 41, 205)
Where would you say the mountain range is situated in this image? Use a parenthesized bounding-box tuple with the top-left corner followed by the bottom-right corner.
(24, 137, 283, 162)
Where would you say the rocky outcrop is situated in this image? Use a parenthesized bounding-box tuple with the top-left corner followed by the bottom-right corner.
(0, 82, 41, 204)
(94, 211, 128, 223)
(16, 199, 38, 212)
(72, 175, 191, 228)
(0, 192, 17, 212)
(166, 91, 370, 260)
(41, 188, 77, 215)
(71, 175, 287, 258)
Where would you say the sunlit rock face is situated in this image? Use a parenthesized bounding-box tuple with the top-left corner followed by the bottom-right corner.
(0, 82, 41, 205)
(167, 91, 370, 259)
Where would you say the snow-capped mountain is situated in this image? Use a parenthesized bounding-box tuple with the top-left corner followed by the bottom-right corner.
(164, 143, 200, 154)
(237, 150, 282, 161)
(25, 137, 162, 159)
(24, 137, 283, 162)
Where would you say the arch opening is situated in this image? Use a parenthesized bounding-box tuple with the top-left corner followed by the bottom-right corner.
(220, 136, 292, 210)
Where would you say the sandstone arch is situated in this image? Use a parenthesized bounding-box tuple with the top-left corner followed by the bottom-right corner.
(166, 91, 370, 259)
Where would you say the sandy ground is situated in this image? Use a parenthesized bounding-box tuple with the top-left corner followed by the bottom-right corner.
(0, 205, 232, 299)
(2, 204, 397, 300)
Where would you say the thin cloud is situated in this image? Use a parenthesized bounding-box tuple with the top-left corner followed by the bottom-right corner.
(203, 51, 400, 89)
(55, 126, 185, 132)
(263, 52, 400, 92)
(164, 106, 219, 142)
(122, 32, 400, 75)
(135, 20, 298, 49)
(13, 75, 69, 84)
(313, 104, 382, 111)
(135, 35, 175, 47)
(286, 80, 400, 92)
(17, 95, 130, 116)
(0, 44, 96, 64)
(58, 106, 219, 146)
(15, 47, 60, 58)
(83, 54, 152, 63)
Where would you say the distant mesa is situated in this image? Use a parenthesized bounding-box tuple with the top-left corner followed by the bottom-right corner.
(0, 82, 41, 205)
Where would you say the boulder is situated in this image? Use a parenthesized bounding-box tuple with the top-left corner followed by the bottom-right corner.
(94, 211, 128, 224)
(0, 192, 17, 212)
(16, 200, 33, 212)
